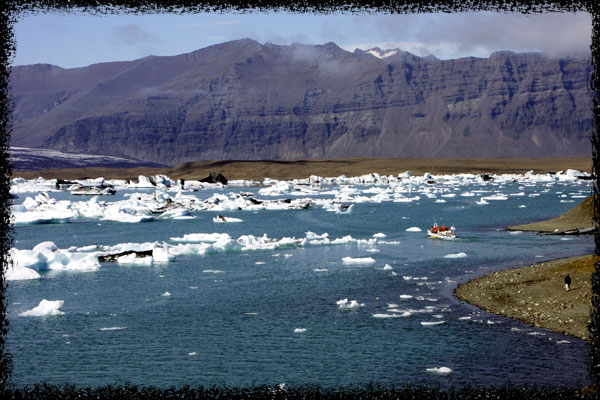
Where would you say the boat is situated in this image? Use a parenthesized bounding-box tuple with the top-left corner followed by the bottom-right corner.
(427, 220, 456, 239)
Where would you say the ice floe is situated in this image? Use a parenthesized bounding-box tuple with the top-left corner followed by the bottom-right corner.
(443, 252, 467, 259)
(294, 328, 307, 333)
(213, 215, 243, 223)
(337, 298, 364, 309)
(20, 299, 64, 317)
(421, 321, 445, 326)
(405, 227, 422, 232)
(11, 241, 100, 274)
(426, 367, 453, 375)
(342, 257, 376, 265)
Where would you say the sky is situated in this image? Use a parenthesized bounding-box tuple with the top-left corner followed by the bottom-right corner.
(12, 10, 592, 69)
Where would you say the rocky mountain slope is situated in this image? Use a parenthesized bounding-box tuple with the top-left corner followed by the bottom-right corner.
(9, 39, 594, 165)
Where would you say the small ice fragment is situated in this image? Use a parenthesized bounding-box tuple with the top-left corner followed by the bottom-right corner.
(426, 367, 452, 375)
(189, 352, 197, 356)
(383, 264, 393, 270)
(458, 316, 471, 321)
(99, 327, 127, 331)
(556, 340, 570, 344)
(336, 298, 364, 309)
(406, 227, 422, 232)
(421, 321, 445, 326)
(313, 268, 328, 272)
(161, 291, 171, 297)
(528, 331, 545, 336)
(255, 262, 265, 265)
(443, 252, 467, 259)
(373, 233, 386, 238)
(294, 328, 307, 333)
(372, 313, 401, 318)
(399, 294, 413, 299)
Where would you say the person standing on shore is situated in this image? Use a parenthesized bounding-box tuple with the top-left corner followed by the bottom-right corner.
(564, 274, 571, 291)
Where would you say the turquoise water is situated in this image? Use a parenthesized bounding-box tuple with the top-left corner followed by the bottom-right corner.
(7, 180, 594, 388)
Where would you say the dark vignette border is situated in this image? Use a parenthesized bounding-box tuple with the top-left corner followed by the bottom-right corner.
(0, 0, 599, 398)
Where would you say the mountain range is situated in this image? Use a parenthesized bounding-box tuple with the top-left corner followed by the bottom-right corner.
(9, 39, 594, 166)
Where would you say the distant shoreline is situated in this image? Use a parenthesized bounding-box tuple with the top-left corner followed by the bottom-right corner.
(11, 157, 592, 181)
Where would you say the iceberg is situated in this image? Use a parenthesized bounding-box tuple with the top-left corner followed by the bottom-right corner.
(342, 257, 376, 265)
(20, 299, 64, 317)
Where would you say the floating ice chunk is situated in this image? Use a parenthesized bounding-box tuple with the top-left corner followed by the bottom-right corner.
(372, 233, 387, 238)
(171, 233, 232, 243)
(426, 367, 453, 375)
(443, 252, 467, 259)
(313, 268, 328, 272)
(203, 270, 225, 274)
(406, 227, 422, 232)
(188, 352, 197, 356)
(161, 292, 171, 297)
(421, 321, 445, 326)
(372, 313, 403, 318)
(6, 261, 41, 280)
(306, 231, 329, 240)
(458, 316, 472, 321)
(152, 247, 175, 262)
(20, 299, 64, 317)
(435, 199, 446, 203)
(476, 198, 489, 205)
(213, 215, 243, 223)
(342, 257, 375, 265)
(12, 242, 100, 272)
(527, 331, 545, 336)
(337, 298, 364, 309)
(99, 327, 127, 331)
(399, 294, 413, 299)
(383, 264, 393, 270)
(117, 253, 153, 265)
(294, 328, 307, 333)
(555, 340, 571, 344)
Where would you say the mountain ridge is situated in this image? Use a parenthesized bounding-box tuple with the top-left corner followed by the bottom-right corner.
(10, 39, 593, 166)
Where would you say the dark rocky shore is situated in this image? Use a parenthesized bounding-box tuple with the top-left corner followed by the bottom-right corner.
(455, 254, 596, 341)
(456, 196, 596, 341)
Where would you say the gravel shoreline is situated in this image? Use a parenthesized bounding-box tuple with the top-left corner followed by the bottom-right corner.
(455, 254, 596, 341)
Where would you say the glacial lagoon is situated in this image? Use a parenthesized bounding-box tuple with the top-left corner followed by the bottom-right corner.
(6, 171, 594, 387)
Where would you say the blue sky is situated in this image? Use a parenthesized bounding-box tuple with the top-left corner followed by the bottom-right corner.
(12, 11, 592, 68)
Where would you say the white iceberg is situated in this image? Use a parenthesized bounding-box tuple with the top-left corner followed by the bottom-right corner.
(20, 299, 64, 317)
(342, 257, 376, 265)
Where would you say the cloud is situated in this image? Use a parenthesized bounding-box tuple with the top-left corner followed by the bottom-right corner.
(342, 12, 592, 59)
(110, 23, 163, 47)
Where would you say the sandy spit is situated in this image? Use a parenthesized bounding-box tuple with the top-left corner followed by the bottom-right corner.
(455, 254, 597, 341)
